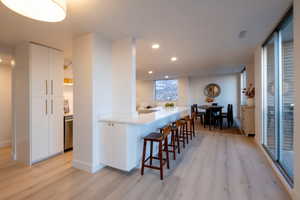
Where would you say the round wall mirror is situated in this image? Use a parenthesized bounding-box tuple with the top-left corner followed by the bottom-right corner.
(204, 83, 221, 98)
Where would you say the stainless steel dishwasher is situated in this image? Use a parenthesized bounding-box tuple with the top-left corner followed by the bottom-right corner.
(64, 115, 73, 152)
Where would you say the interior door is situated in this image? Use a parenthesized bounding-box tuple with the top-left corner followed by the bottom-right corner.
(48, 97, 64, 156)
(31, 96, 49, 162)
(30, 44, 49, 97)
(49, 49, 64, 97)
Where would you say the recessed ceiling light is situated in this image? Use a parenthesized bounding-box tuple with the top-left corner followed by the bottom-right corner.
(11, 60, 15, 66)
(148, 70, 153, 74)
(152, 44, 160, 49)
(171, 57, 177, 62)
(165, 75, 169, 79)
(1, 0, 67, 22)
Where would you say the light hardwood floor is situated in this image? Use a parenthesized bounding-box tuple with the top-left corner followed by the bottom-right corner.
(0, 128, 290, 200)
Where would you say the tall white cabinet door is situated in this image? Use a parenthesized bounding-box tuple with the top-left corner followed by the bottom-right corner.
(30, 44, 49, 97)
(48, 97, 64, 156)
(49, 49, 64, 97)
(31, 96, 49, 162)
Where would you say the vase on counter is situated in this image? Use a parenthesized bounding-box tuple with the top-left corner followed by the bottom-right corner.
(247, 98, 254, 106)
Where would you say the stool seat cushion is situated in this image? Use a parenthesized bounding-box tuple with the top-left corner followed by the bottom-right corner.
(144, 132, 163, 140)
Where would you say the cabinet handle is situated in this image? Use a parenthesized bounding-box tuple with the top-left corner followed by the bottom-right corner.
(51, 80, 53, 95)
(45, 100, 48, 115)
(46, 80, 48, 95)
(51, 99, 53, 114)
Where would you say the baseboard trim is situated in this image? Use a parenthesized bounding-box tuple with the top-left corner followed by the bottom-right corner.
(254, 140, 294, 199)
(72, 160, 104, 174)
(0, 140, 11, 148)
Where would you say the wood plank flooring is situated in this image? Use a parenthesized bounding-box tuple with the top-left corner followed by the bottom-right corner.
(0, 128, 290, 200)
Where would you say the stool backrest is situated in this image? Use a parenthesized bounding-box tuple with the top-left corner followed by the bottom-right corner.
(184, 115, 190, 120)
(176, 120, 183, 127)
(161, 126, 171, 138)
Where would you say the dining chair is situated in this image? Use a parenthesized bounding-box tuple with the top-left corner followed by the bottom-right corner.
(221, 104, 233, 127)
(192, 104, 205, 124)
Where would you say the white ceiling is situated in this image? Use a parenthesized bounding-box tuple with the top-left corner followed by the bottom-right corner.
(0, 0, 292, 79)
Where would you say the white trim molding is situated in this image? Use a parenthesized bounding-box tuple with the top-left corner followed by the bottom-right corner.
(72, 159, 104, 173)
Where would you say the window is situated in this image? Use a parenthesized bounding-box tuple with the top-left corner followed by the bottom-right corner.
(155, 80, 178, 101)
(262, 8, 294, 184)
(240, 68, 247, 105)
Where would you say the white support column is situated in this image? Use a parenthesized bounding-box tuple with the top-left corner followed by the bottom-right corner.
(72, 35, 138, 173)
(72, 33, 112, 173)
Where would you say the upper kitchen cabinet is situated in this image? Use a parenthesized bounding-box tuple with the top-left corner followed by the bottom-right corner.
(30, 44, 64, 98)
(49, 49, 64, 97)
(30, 44, 50, 97)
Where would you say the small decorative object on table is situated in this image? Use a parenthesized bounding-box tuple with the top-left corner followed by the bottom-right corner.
(165, 102, 175, 108)
(205, 97, 214, 103)
(242, 84, 255, 106)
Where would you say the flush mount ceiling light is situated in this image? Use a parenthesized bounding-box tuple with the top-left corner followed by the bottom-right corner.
(164, 75, 169, 79)
(239, 30, 247, 39)
(1, 0, 67, 22)
(152, 44, 160, 49)
(171, 57, 177, 62)
(148, 70, 153, 74)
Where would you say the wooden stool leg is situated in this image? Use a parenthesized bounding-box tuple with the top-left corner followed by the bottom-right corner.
(181, 126, 185, 148)
(141, 140, 147, 176)
(185, 123, 189, 144)
(176, 128, 180, 154)
(193, 121, 195, 136)
(172, 133, 176, 160)
(165, 137, 170, 169)
(159, 141, 163, 180)
(189, 123, 193, 140)
(150, 141, 153, 166)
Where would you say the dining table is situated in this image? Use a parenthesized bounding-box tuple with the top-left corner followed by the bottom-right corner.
(197, 105, 224, 130)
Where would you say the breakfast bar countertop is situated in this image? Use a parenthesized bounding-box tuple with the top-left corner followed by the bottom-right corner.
(98, 106, 188, 125)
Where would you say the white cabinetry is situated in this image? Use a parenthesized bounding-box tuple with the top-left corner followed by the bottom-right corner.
(240, 105, 255, 136)
(13, 42, 64, 165)
(99, 122, 139, 171)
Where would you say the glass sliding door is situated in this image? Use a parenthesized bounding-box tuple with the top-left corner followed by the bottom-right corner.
(262, 8, 294, 184)
(263, 34, 278, 160)
(279, 15, 294, 179)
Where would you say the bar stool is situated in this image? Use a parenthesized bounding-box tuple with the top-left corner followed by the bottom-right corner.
(141, 126, 171, 180)
(175, 119, 187, 148)
(180, 117, 189, 144)
(168, 121, 181, 159)
(183, 113, 196, 139)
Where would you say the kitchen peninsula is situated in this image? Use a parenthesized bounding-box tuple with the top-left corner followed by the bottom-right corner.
(98, 107, 188, 171)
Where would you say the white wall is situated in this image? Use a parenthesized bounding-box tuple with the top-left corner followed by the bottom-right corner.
(177, 77, 190, 106)
(0, 65, 11, 147)
(246, 64, 255, 86)
(136, 80, 154, 108)
(189, 73, 240, 117)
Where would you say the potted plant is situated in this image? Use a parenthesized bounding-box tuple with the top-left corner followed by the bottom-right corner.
(242, 84, 255, 106)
